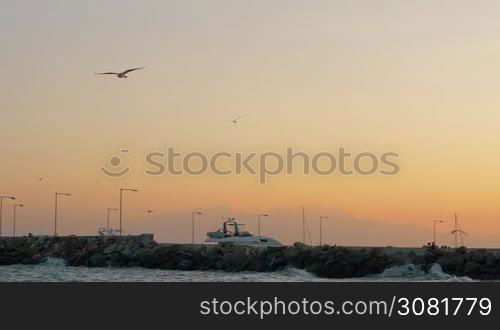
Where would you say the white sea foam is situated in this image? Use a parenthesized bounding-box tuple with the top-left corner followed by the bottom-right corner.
(380, 264, 427, 278)
(43, 257, 66, 267)
(282, 267, 318, 279)
(377, 263, 475, 282)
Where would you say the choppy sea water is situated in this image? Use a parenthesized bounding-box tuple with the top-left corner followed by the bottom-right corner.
(0, 259, 473, 282)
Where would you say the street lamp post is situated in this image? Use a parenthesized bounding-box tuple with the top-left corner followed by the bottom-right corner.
(433, 219, 444, 246)
(12, 204, 24, 237)
(319, 216, 329, 246)
(107, 208, 118, 231)
(119, 188, 138, 236)
(257, 214, 269, 237)
(54, 192, 71, 236)
(192, 211, 202, 244)
(0, 195, 16, 237)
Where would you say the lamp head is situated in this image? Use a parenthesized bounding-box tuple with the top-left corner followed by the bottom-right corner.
(121, 188, 138, 192)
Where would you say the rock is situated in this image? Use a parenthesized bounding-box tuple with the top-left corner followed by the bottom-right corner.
(177, 259, 194, 270)
(464, 261, 481, 276)
(89, 254, 107, 267)
(121, 248, 134, 258)
(437, 253, 465, 273)
(110, 253, 128, 267)
(0, 256, 22, 265)
(220, 249, 249, 271)
(469, 250, 486, 264)
(103, 245, 117, 255)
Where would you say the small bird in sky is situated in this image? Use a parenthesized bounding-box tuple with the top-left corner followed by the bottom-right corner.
(95, 67, 144, 79)
(229, 116, 242, 125)
(147, 209, 154, 214)
(38, 177, 45, 182)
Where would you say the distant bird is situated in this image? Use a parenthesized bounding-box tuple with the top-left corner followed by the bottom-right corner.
(229, 116, 242, 125)
(95, 67, 144, 79)
(147, 209, 154, 214)
(38, 177, 45, 182)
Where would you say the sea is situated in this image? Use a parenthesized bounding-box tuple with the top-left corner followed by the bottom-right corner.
(0, 258, 474, 282)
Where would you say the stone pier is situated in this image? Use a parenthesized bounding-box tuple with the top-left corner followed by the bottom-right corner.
(1, 235, 500, 280)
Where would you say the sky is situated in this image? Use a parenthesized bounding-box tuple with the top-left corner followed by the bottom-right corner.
(1, 0, 499, 247)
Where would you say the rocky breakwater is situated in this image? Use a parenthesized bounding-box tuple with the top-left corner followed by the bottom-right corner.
(421, 246, 500, 280)
(0, 235, 156, 267)
(0, 236, 393, 277)
(2, 236, 500, 280)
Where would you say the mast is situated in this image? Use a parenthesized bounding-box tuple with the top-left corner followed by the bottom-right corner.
(302, 206, 306, 244)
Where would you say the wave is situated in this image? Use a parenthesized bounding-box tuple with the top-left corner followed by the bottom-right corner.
(281, 267, 319, 279)
(380, 264, 428, 278)
(42, 257, 67, 267)
(378, 263, 474, 282)
(8, 259, 475, 282)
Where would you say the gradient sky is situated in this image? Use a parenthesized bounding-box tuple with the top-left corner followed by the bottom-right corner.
(1, 0, 499, 247)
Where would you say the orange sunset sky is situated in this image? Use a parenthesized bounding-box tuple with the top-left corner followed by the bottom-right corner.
(1, 1, 499, 247)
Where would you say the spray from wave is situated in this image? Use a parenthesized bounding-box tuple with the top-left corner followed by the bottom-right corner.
(280, 267, 319, 280)
(42, 257, 66, 267)
(376, 263, 474, 282)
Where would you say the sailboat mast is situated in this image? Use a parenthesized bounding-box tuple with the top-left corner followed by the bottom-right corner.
(302, 206, 306, 244)
(454, 213, 458, 249)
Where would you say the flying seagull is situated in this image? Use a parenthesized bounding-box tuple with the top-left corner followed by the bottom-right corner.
(229, 116, 242, 124)
(95, 67, 144, 79)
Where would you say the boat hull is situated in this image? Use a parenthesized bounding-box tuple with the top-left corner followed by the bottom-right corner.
(204, 235, 282, 248)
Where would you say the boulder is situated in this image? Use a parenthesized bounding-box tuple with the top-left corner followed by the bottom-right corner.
(464, 261, 481, 277)
(89, 254, 107, 267)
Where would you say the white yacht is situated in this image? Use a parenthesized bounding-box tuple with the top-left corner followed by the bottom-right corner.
(97, 227, 123, 236)
(204, 218, 283, 248)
